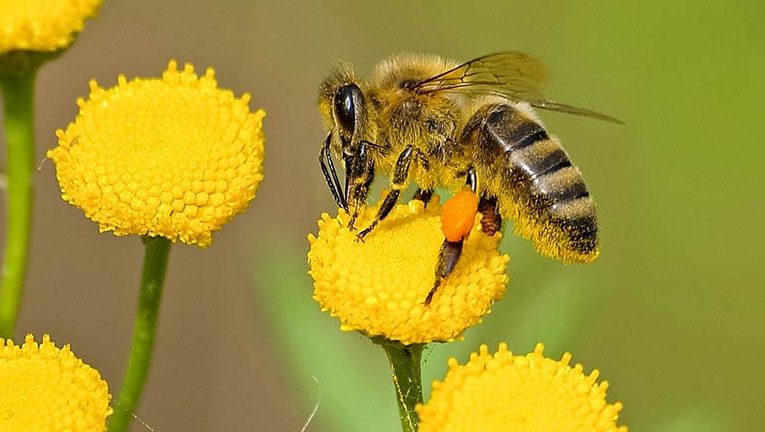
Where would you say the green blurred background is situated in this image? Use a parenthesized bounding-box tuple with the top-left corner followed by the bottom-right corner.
(1, 1, 763, 430)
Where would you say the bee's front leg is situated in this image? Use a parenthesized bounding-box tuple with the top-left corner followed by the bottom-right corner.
(356, 145, 414, 241)
(347, 167, 374, 230)
(345, 143, 375, 230)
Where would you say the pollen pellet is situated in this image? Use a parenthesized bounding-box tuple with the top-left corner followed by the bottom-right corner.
(441, 190, 479, 242)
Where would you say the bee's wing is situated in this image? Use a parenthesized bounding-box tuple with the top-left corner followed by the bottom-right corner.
(415, 52, 623, 124)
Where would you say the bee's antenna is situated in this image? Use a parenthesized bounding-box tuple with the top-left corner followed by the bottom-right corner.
(319, 133, 347, 210)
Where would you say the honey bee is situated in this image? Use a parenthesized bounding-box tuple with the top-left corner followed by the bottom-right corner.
(318, 52, 620, 302)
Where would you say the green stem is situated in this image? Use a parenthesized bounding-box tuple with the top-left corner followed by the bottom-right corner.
(376, 338, 425, 432)
(0, 70, 37, 338)
(108, 236, 171, 432)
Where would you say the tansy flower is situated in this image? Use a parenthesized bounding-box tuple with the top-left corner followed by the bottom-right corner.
(417, 343, 628, 432)
(0, 0, 101, 55)
(308, 198, 509, 345)
(48, 61, 266, 247)
(0, 334, 112, 431)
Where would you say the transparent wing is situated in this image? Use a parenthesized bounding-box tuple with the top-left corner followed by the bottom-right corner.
(415, 52, 548, 100)
(415, 52, 623, 123)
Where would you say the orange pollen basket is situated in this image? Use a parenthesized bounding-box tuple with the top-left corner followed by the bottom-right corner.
(440, 190, 479, 242)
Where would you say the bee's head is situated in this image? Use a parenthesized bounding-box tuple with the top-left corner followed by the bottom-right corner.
(319, 65, 372, 154)
(319, 65, 376, 210)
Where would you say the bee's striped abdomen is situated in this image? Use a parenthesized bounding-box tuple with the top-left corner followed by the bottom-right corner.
(463, 103, 599, 262)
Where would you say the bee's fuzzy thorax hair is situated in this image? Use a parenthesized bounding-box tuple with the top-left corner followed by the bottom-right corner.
(372, 53, 458, 90)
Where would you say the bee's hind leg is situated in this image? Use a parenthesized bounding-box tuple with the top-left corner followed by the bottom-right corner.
(478, 195, 502, 235)
(425, 240, 463, 304)
(425, 167, 482, 304)
(356, 145, 414, 241)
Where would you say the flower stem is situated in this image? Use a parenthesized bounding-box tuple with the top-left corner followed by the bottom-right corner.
(0, 70, 37, 338)
(108, 236, 171, 432)
(376, 338, 425, 432)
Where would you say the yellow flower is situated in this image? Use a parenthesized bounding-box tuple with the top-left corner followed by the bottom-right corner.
(48, 61, 266, 247)
(417, 343, 628, 432)
(0, 0, 101, 55)
(0, 334, 112, 431)
(308, 199, 509, 345)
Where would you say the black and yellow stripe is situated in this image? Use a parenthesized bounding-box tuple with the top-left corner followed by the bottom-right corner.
(461, 103, 598, 262)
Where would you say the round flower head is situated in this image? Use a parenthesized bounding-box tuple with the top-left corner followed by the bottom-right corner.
(0, 0, 101, 55)
(0, 334, 112, 431)
(308, 199, 509, 345)
(48, 61, 266, 247)
(417, 343, 628, 432)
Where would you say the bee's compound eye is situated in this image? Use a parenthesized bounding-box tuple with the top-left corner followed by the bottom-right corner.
(334, 84, 360, 134)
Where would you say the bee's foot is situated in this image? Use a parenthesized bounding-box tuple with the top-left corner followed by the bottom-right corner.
(424, 279, 442, 305)
(355, 222, 378, 242)
(355, 228, 372, 243)
(347, 216, 357, 231)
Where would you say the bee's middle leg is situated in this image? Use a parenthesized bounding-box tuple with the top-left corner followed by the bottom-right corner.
(356, 145, 414, 241)
(413, 188, 433, 205)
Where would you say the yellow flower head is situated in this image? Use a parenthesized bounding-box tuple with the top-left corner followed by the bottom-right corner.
(0, 0, 101, 54)
(417, 343, 628, 432)
(48, 61, 266, 247)
(0, 334, 112, 431)
(308, 199, 509, 345)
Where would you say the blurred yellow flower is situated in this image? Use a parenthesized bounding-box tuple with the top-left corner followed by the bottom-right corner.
(0, 0, 101, 54)
(308, 199, 508, 345)
(417, 343, 628, 432)
(0, 334, 112, 431)
(48, 61, 266, 247)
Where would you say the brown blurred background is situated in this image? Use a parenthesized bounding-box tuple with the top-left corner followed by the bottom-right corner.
(2, 1, 764, 431)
